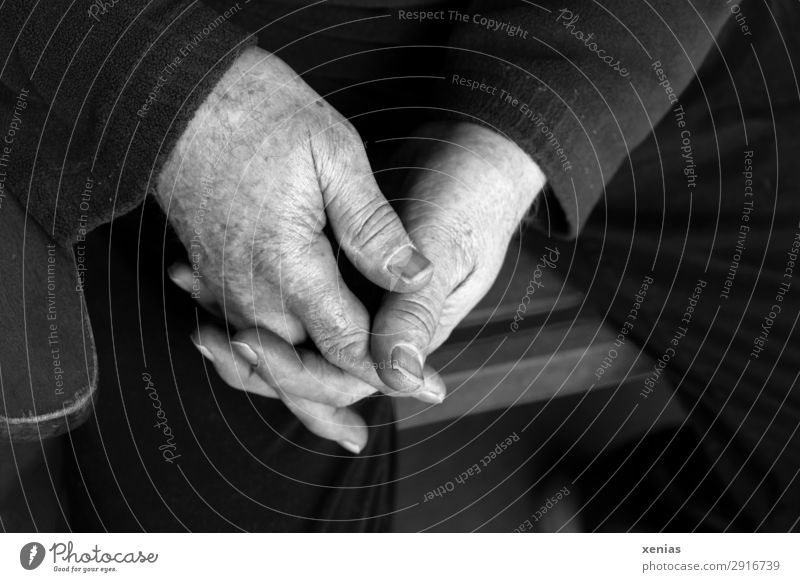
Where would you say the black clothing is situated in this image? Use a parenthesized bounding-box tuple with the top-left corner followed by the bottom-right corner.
(2, 0, 799, 531)
(1, 0, 730, 243)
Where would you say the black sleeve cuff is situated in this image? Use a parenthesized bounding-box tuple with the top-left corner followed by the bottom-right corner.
(435, 0, 731, 239)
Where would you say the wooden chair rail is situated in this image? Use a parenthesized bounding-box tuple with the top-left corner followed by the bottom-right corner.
(396, 237, 669, 429)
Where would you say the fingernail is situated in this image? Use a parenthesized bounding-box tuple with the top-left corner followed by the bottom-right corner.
(416, 390, 444, 405)
(191, 336, 214, 362)
(338, 440, 362, 455)
(231, 341, 259, 366)
(387, 245, 432, 283)
(390, 343, 424, 384)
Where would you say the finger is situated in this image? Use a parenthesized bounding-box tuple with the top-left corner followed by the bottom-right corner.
(167, 263, 222, 317)
(191, 324, 279, 399)
(285, 237, 445, 404)
(192, 325, 366, 452)
(371, 277, 451, 393)
(283, 398, 368, 455)
(371, 223, 470, 394)
(315, 126, 434, 293)
(282, 234, 376, 380)
(230, 327, 377, 408)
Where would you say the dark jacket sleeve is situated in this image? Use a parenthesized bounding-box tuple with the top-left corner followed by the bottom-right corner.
(438, 0, 731, 237)
(0, 1, 254, 247)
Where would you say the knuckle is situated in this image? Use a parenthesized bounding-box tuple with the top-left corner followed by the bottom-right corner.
(421, 221, 472, 258)
(317, 119, 372, 186)
(391, 296, 439, 342)
(317, 116, 361, 157)
(347, 201, 400, 251)
(419, 222, 477, 284)
(329, 117, 360, 145)
(250, 352, 283, 387)
(272, 245, 328, 303)
(294, 354, 363, 407)
(323, 332, 369, 370)
(305, 300, 368, 368)
(249, 244, 284, 282)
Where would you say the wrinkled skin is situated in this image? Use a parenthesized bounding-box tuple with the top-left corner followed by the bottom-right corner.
(161, 48, 545, 451)
(370, 121, 546, 392)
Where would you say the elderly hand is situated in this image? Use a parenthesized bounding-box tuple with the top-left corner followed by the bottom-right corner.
(157, 46, 445, 452)
(371, 121, 547, 392)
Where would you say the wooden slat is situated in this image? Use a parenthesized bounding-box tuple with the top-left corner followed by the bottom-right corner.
(395, 238, 660, 429)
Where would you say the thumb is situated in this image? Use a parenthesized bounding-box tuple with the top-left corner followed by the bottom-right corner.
(316, 130, 434, 293)
(371, 254, 453, 393)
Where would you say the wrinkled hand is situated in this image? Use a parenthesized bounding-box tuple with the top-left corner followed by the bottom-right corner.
(157, 47, 444, 451)
(371, 121, 547, 392)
